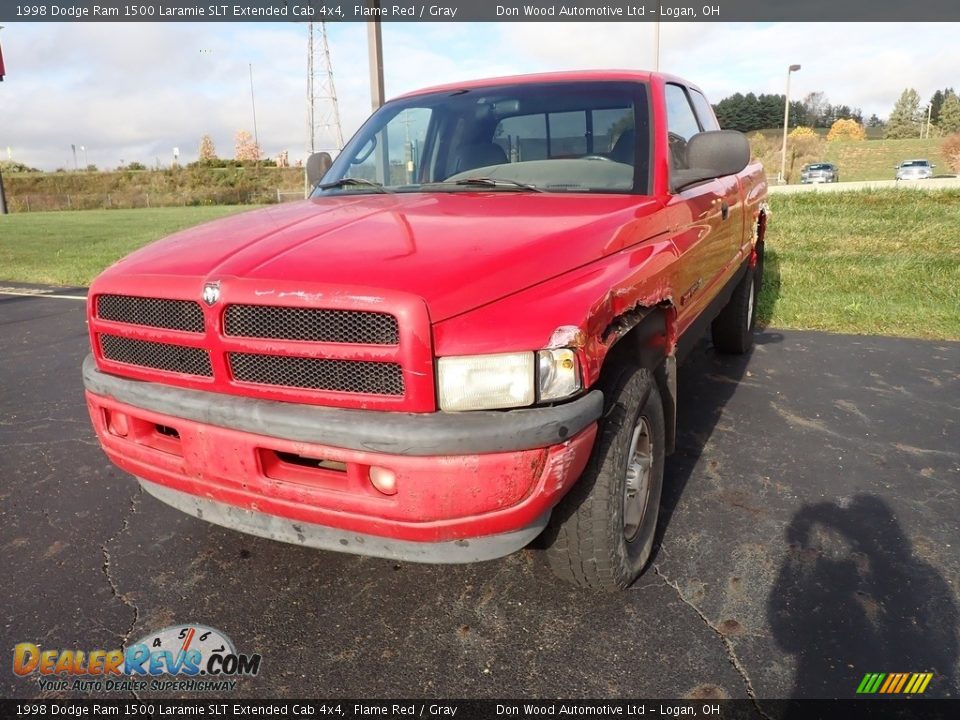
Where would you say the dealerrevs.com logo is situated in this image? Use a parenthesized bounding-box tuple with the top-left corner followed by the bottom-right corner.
(13, 625, 261, 693)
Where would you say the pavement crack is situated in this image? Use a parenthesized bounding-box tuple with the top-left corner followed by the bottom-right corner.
(654, 560, 774, 720)
(101, 484, 143, 699)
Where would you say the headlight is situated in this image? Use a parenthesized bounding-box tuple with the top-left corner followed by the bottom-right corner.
(438, 349, 581, 411)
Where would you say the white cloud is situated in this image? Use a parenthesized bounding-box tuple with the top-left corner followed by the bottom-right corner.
(0, 21, 956, 170)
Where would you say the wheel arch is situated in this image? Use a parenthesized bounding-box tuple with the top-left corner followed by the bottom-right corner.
(596, 303, 678, 455)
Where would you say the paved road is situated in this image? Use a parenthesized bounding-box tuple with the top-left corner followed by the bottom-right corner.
(768, 177, 960, 194)
(2, 293, 958, 705)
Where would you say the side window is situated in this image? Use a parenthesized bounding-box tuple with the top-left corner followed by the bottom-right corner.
(346, 107, 433, 185)
(664, 84, 702, 171)
(688, 89, 720, 131)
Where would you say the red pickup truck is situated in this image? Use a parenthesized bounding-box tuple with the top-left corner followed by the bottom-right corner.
(83, 71, 767, 591)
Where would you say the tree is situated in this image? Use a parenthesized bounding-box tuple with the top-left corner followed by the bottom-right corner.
(937, 91, 960, 135)
(788, 126, 818, 140)
(826, 118, 866, 142)
(802, 92, 829, 127)
(867, 113, 885, 129)
(234, 130, 261, 162)
(198, 135, 218, 162)
(885, 89, 921, 139)
(942, 133, 960, 173)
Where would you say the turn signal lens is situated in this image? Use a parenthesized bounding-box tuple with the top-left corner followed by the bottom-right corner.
(369, 466, 398, 495)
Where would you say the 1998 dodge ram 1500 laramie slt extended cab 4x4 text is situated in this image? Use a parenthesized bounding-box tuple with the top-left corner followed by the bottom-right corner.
(83, 70, 768, 591)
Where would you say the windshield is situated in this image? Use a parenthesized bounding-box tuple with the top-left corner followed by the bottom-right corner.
(313, 81, 650, 196)
(806, 164, 832, 171)
(902, 160, 930, 167)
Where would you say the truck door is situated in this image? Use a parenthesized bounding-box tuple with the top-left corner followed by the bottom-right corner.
(663, 83, 743, 335)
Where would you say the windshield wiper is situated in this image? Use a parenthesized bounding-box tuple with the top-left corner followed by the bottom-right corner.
(315, 177, 392, 193)
(447, 177, 544, 192)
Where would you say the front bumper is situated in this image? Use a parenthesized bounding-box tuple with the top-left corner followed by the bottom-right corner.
(83, 356, 601, 562)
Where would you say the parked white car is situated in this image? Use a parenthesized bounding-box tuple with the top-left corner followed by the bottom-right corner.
(895, 159, 934, 180)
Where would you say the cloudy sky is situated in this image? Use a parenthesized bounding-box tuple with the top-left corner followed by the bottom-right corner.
(1, 21, 957, 170)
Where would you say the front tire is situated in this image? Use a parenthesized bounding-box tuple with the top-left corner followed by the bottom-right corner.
(545, 363, 665, 591)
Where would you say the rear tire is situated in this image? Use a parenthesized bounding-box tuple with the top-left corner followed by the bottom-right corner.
(711, 262, 758, 354)
(545, 363, 665, 591)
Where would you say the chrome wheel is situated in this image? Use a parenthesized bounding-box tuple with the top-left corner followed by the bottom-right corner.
(623, 416, 653, 542)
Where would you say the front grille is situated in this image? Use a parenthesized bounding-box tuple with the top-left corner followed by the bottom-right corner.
(100, 334, 213, 377)
(229, 353, 404, 395)
(224, 305, 399, 345)
(97, 295, 205, 333)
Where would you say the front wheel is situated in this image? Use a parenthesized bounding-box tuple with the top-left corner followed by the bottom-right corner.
(545, 363, 665, 591)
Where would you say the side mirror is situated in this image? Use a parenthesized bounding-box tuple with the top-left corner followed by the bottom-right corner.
(671, 130, 750, 192)
(306, 152, 333, 187)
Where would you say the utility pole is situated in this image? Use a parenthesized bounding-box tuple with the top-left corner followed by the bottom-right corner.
(653, 22, 660, 71)
(249, 63, 260, 160)
(367, 6, 384, 112)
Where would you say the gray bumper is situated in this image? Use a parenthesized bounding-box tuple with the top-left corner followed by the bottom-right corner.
(83, 355, 603, 456)
(140, 479, 549, 564)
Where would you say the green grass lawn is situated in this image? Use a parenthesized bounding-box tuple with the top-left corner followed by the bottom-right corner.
(0, 206, 255, 286)
(822, 138, 953, 182)
(1, 193, 958, 340)
(757, 189, 960, 340)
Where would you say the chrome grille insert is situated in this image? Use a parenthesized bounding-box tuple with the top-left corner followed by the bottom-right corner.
(99, 334, 213, 377)
(228, 353, 404, 395)
(224, 305, 398, 345)
(97, 295, 205, 333)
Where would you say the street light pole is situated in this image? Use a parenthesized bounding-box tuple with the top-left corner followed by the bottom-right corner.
(779, 64, 801, 184)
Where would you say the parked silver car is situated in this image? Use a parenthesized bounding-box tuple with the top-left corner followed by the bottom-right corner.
(800, 162, 839, 183)
(895, 159, 934, 180)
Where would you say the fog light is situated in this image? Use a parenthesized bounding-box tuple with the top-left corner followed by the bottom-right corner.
(106, 410, 129, 438)
(369, 466, 397, 495)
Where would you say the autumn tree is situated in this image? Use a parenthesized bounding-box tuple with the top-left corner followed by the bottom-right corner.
(938, 91, 960, 135)
(198, 135, 218, 162)
(788, 126, 818, 140)
(942, 133, 960, 173)
(234, 130, 261, 163)
(885, 89, 921, 139)
(826, 118, 866, 142)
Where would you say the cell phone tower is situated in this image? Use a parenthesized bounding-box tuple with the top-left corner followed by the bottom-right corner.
(306, 22, 344, 159)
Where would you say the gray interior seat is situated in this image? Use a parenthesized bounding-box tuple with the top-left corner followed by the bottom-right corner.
(450, 143, 508, 175)
(610, 130, 635, 164)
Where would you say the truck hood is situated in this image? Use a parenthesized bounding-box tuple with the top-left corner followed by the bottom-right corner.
(101, 192, 660, 322)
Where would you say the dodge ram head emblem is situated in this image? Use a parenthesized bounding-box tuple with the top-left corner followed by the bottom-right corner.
(202, 282, 221, 306)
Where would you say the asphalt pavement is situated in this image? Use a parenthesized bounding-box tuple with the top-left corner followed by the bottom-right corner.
(2, 291, 958, 705)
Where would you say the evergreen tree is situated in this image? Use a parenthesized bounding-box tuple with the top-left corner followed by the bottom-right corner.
(938, 91, 960, 135)
(885, 89, 921, 139)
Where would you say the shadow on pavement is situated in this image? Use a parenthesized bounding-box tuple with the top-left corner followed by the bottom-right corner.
(768, 494, 959, 699)
(652, 330, 784, 564)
